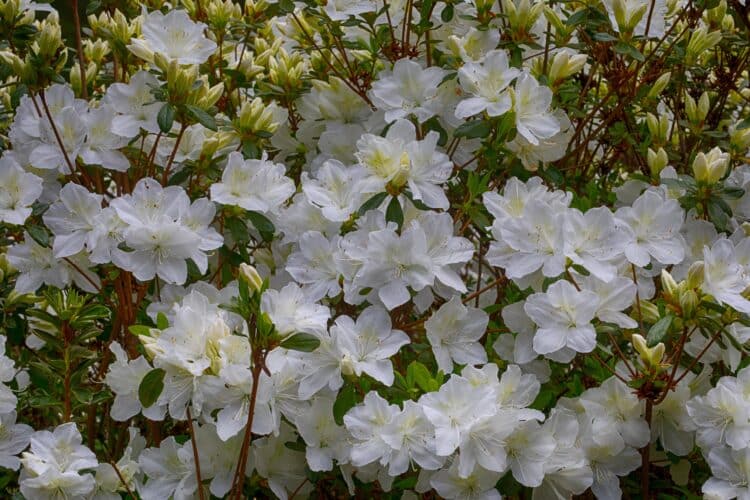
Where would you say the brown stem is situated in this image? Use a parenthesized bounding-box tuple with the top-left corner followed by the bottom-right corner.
(162, 123, 187, 185)
(109, 459, 136, 497)
(230, 350, 264, 499)
(462, 276, 506, 304)
(72, 0, 88, 99)
(672, 326, 725, 386)
(641, 399, 653, 499)
(186, 406, 206, 500)
(62, 321, 73, 422)
(38, 90, 80, 179)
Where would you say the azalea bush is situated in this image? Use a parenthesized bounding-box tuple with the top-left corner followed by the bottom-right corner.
(1, 0, 750, 498)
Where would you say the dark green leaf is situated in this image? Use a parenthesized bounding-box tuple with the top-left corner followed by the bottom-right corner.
(247, 210, 275, 241)
(707, 199, 731, 231)
(333, 384, 357, 425)
(721, 187, 745, 199)
(385, 196, 404, 229)
(358, 192, 388, 215)
(279, 0, 294, 13)
(138, 368, 165, 408)
(85, 0, 101, 14)
(441, 4, 454, 22)
(454, 119, 492, 139)
(593, 32, 618, 42)
(225, 217, 249, 243)
(157, 103, 175, 133)
(27, 225, 49, 248)
(242, 141, 260, 159)
(647, 315, 673, 347)
(280, 333, 321, 352)
(184, 105, 217, 131)
(614, 42, 645, 61)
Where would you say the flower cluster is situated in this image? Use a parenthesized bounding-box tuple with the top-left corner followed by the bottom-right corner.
(0, 0, 749, 498)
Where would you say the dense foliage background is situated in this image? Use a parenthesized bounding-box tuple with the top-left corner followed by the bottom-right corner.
(1, 0, 750, 498)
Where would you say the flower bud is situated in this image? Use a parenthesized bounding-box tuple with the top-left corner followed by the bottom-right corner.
(502, 0, 544, 38)
(679, 289, 699, 319)
(647, 72, 671, 99)
(692, 147, 729, 184)
(638, 300, 661, 324)
(548, 51, 587, 85)
(140, 334, 163, 361)
(612, 0, 648, 34)
(646, 113, 669, 146)
(661, 270, 679, 298)
(632, 333, 666, 369)
(84, 39, 110, 65)
(36, 18, 63, 60)
(239, 263, 263, 292)
(647, 147, 669, 178)
(731, 127, 750, 152)
(686, 26, 722, 64)
(686, 261, 705, 289)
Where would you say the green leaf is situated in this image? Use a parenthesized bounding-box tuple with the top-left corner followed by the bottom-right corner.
(358, 192, 388, 215)
(279, 0, 294, 13)
(454, 119, 492, 139)
(225, 217, 249, 243)
(614, 42, 645, 61)
(441, 3, 454, 22)
(280, 333, 321, 352)
(593, 32, 618, 42)
(721, 187, 745, 199)
(246, 211, 275, 241)
(157, 103, 175, 133)
(167, 167, 191, 186)
(407, 361, 435, 393)
(707, 199, 730, 231)
(128, 325, 152, 336)
(184, 105, 217, 131)
(85, 0, 101, 14)
(138, 368, 165, 408)
(27, 225, 49, 248)
(647, 315, 673, 347)
(565, 8, 590, 26)
(156, 312, 169, 330)
(385, 196, 404, 230)
(333, 384, 357, 425)
(241, 141, 260, 159)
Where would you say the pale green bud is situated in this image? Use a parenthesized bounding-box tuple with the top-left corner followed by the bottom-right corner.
(692, 147, 729, 184)
(680, 289, 699, 319)
(632, 333, 666, 369)
(647, 72, 671, 99)
(638, 300, 661, 324)
(548, 51, 587, 85)
(686, 26, 722, 64)
(686, 261, 705, 289)
(647, 147, 669, 178)
(661, 269, 679, 298)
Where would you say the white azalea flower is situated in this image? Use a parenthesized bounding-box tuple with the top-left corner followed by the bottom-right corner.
(425, 296, 489, 373)
(370, 58, 448, 123)
(524, 280, 600, 355)
(615, 189, 686, 266)
(0, 154, 43, 225)
(129, 9, 217, 65)
(455, 49, 520, 119)
(210, 151, 295, 214)
(512, 73, 560, 145)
